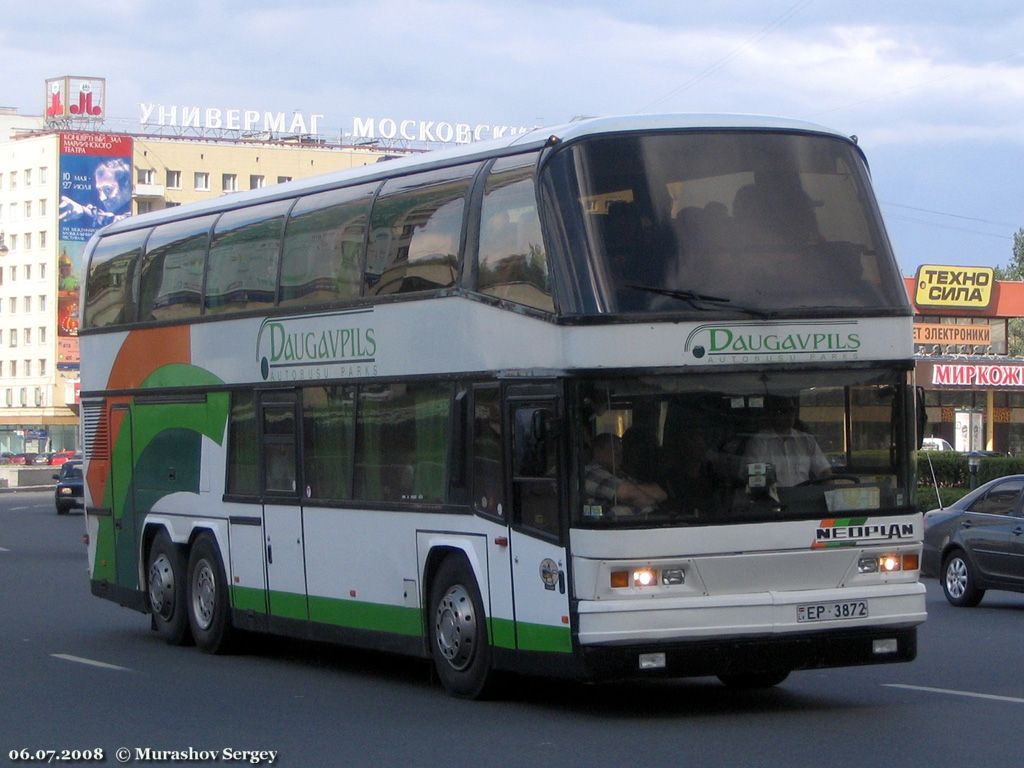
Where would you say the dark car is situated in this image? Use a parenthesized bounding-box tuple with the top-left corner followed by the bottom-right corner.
(53, 460, 84, 515)
(922, 474, 1024, 606)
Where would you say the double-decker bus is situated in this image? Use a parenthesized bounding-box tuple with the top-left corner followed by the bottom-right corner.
(80, 114, 926, 697)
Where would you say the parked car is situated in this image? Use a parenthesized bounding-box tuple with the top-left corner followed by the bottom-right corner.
(922, 474, 1024, 606)
(922, 437, 955, 451)
(53, 460, 84, 515)
(49, 450, 77, 466)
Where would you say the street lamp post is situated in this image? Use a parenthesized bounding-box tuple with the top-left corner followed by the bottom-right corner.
(967, 451, 982, 490)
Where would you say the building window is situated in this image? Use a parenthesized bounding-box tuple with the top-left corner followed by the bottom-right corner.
(222, 173, 238, 192)
(24, 201, 32, 218)
(9, 234, 16, 251)
(24, 168, 32, 186)
(39, 232, 46, 249)
(39, 326, 46, 343)
(10, 170, 16, 189)
(166, 170, 181, 189)
(8, 297, 15, 313)
(138, 201, 154, 214)
(137, 168, 155, 185)
(277, 176, 292, 184)
(11, 361, 16, 375)
(39, 359, 46, 376)
(23, 233, 31, 250)
(39, 199, 46, 216)
(24, 296, 31, 312)
(194, 172, 210, 191)
(39, 295, 46, 311)
(24, 328, 32, 345)
(39, 167, 47, 184)
(25, 264, 31, 280)
(250, 174, 265, 190)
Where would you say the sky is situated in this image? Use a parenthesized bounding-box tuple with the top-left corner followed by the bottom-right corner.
(2, 0, 1023, 276)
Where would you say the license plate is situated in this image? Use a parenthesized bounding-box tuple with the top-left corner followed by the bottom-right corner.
(797, 600, 868, 622)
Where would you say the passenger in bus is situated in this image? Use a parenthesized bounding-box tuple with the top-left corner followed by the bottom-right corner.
(585, 433, 667, 516)
(742, 396, 831, 487)
(732, 170, 821, 249)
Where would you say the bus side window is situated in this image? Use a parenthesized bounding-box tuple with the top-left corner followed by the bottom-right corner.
(83, 229, 149, 328)
(364, 164, 480, 296)
(476, 154, 553, 312)
(138, 215, 215, 322)
(205, 200, 291, 316)
(280, 183, 376, 307)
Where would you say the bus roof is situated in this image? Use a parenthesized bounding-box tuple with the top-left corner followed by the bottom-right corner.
(98, 112, 853, 237)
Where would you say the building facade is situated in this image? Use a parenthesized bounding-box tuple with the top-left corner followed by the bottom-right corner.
(0, 109, 398, 457)
(908, 266, 1024, 455)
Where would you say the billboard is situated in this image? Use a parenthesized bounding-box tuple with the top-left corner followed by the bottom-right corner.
(57, 132, 133, 373)
(46, 76, 107, 121)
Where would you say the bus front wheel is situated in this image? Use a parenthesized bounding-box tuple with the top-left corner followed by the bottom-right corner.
(187, 533, 235, 653)
(428, 557, 491, 698)
(147, 530, 192, 646)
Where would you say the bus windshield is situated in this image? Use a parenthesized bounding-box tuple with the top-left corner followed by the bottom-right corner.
(576, 368, 912, 527)
(544, 130, 906, 316)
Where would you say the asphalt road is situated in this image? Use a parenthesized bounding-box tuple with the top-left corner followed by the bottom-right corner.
(2, 489, 1022, 768)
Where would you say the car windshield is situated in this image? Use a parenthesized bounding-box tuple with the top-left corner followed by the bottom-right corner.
(575, 368, 913, 527)
(543, 130, 907, 316)
(64, 464, 83, 479)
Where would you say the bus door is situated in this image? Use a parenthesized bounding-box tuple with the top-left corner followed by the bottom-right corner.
(259, 391, 309, 622)
(110, 403, 139, 590)
(507, 389, 572, 654)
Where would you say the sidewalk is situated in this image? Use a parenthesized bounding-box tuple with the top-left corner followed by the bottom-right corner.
(0, 466, 60, 492)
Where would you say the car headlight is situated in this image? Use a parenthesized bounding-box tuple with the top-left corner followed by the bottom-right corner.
(59, 487, 73, 495)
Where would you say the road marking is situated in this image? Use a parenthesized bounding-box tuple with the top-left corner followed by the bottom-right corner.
(0, 546, 10, 552)
(52, 654, 130, 672)
(885, 683, 1024, 704)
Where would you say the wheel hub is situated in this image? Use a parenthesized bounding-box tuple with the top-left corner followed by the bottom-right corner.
(148, 553, 175, 619)
(191, 559, 216, 631)
(434, 584, 477, 671)
(945, 558, 968, 599)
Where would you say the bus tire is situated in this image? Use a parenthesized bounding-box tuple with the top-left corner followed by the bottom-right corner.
(147, 530, 192, 646)
(942, 549, 984, 607)
(428, 556, 491, 699)
(187, 533, 235, 653)
(718, 670, 790, 689)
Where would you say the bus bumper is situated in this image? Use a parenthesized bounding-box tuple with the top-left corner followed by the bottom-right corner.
(573, 582, 925, 679)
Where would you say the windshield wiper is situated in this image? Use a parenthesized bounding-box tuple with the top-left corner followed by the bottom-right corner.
(624, 284, 775, 318)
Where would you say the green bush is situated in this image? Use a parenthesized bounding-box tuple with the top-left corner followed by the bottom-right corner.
(915, 452, 1024, 512)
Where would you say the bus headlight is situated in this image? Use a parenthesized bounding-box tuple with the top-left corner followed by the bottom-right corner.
(859, 554, 919, 574)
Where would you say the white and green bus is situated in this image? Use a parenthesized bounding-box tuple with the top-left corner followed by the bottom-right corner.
(81, 114, 926, 697)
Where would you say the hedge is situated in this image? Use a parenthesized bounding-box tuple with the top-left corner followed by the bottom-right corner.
(915, 451, 1024, 512)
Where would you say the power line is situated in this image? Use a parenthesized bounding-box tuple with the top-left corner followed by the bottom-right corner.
(637, 0, 814, 113)
(879, 200, 1017, 229)
(882, 211, 1014, 241)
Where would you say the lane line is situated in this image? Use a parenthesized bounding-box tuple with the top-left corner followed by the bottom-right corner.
(885, 683, 1024, 704)
(0, 546, 10, 552)
(51, 654, 130, 672)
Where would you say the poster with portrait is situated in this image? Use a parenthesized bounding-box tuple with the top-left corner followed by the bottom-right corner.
(57, 133, 133, 373)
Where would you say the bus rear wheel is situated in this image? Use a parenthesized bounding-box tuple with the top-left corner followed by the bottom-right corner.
(147, 530, 192, 646)
(429, 557, 491, 698)
(187, 533, 235, 653)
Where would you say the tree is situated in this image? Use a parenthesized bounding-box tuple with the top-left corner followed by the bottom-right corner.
(994, 228, 1024, 356)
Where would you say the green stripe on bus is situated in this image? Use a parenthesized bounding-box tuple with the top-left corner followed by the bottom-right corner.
(515, 621, 573, 653)
(269, 591, 309, 621)
(231, 585, 267, 613)
(307, 594, 423, 636)
(488, 617, 517, 649)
